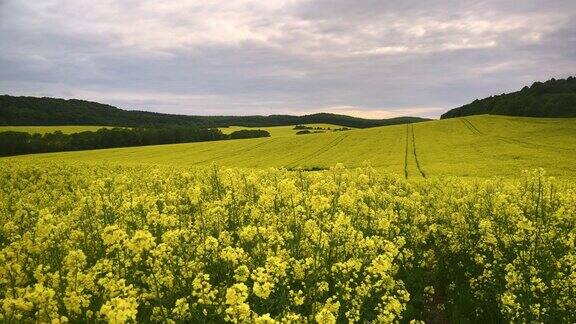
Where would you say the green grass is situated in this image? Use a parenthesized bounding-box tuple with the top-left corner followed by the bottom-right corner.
(3, 115, 576, 178)
(0, 125, 116, 134)
(219, 123, 349, 137)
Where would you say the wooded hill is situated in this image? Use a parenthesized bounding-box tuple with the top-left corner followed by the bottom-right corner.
(441, 76, 576, 119)
(0, 95, 427, 128)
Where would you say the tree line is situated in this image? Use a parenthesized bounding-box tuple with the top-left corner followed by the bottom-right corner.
(293, 125, 352, 132)
(0, 127, 270, 156)
(0, 95, 427, 129)
(228, 129, 270, 139)
(441, 76, 576, 119)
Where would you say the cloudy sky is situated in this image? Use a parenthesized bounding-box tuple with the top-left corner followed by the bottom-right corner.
(1, 0, 575, 118)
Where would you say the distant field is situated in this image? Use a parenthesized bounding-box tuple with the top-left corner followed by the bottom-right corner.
(219, 123, 350, 137)
(3, 115, 576, 178)
(0, 125, 115, 134)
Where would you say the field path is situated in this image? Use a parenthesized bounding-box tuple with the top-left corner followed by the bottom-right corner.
(404, 125, 426, 179)
(404, 126, 409, 178)
(495, 134, 576, 153)
(411, 125, 426, 178)
(461, 118, 483, 135)
(191, 138, 278, 165)
(463, 117, 575, 153)
(285, 133, 349, 168)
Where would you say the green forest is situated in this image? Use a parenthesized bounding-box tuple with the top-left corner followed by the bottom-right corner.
(442, 76, 576, 119)
(0, 95, 426, 129)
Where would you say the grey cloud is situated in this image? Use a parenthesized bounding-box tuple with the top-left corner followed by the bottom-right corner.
(1, 0, 575, 118)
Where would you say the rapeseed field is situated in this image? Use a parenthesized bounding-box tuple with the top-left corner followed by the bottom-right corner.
(0, 162, 574, 323)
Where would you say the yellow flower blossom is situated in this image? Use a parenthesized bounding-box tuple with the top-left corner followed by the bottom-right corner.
(100, 297, 138, 324)
(0, 163, 573, 323)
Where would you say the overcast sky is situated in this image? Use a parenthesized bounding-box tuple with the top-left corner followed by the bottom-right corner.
(1, 0, 575, 118)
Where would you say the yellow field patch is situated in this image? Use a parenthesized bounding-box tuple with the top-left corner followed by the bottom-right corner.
(0, 125, 117, 134)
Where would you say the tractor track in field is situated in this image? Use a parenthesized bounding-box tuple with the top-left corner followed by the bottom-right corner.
(191, 138, 278, 165)
(286, 133, 350, 167)
(411, 125, 426, 178)
(463, 118, 574, 153)
(495, 136, 575, 153)
(462, 118, 483, 135)
(404, 126, 409, 179)
(404, 125, 426, 179)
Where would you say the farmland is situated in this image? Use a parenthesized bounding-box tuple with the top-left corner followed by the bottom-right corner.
(5, 115, 576, 179)
(1, 114, 575, 323)
(0, 125, 116, 134)
(2, 0, 574, 320)
(0, 162, 574, 323)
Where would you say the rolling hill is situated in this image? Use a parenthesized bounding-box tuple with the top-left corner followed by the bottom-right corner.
(4, 115, 575, 178)
(0, 125, 116, 134)
(219, 124, 350, 137)
(0, 95, 427, 128)
(441, 76, 576, 119)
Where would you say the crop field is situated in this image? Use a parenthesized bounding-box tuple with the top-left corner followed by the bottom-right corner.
(2, 0, 574, 321)
(0, 163, 574, 323)
(0, 125, 116, 134)
(1, 115, 575, 323)
(4, 115, 576, 179)
(219, 124, 349, 137)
